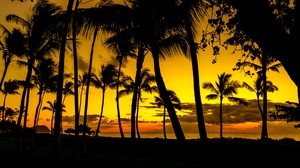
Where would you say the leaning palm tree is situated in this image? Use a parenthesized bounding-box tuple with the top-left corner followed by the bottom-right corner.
(202, 72, 248, 138)
(176, 0, 209, 140)
(1, 79, 20, 120)
(153, 89, 181, 139)
(128, 0, 186, 140)
(90, 63, 118, 138)
(242, 75, 278, 139)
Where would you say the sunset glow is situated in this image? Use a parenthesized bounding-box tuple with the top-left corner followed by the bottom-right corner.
(0, 0, 299, 140)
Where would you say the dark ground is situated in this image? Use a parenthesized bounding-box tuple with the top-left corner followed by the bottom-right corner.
(1, 134, 299, 168)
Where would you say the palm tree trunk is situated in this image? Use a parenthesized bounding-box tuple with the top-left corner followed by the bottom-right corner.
(152, 50, 185, 141)
(130, 47, 145, 139)
(116, 60, 124, 138)
(2, 94, 7, 120)
(54, 0, 75, 163)
(95, 89, 105, 138)
(16, 55, 34, 155)
(186, 25, 208, 140)
(83, 26, 98, 155)
(261, 50, 268, 139)
(220, 97, 223, 139)
(23, 80, 31, 152)
(72, 0, 81, 159)
(136, 96, 141, 139)
(163, 106, 167, 139)
(32, 90, 43, 148)
(0, 62, 9, 90)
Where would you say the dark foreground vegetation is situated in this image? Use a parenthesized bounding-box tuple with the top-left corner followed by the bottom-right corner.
(1, 134, 299, 168)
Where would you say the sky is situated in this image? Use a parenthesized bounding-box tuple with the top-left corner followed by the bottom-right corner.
(0, 0, 299, 140)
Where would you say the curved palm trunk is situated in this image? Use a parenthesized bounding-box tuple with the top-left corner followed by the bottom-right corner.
(0, 61, 10, 90)
(261, 50, 268, 139)
(116, 60, 124, 138)
(23, 80, 31, 151)
(16, 56, 34, 155)
(32, 89, 44, 148)
(54, 0, 75, 163)
(95, 89, 106, 138)
(130, 48, 145, 139)
(2, 94, 7, 120)
(83, 26, 98, 154)
(219, 97, 223, 139)
(136, 96, 141, 139)
(72, 0, 80, 159)
(163, 106, 167, 139)
(152, 50, 185, 141)
(186, 25, 208, 140)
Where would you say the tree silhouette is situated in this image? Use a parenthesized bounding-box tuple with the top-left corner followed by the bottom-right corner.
(202, 72, 248, 138)
(243, 76, 278, 139)
(90, 63, 118, 138)
(153, 89, 181, 139)
(1, 79, 20, 120)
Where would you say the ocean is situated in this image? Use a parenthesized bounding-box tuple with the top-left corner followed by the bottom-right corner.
(98, 132, 300, 141)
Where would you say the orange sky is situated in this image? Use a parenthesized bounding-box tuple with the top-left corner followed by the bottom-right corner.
(0, 0, 299, 139)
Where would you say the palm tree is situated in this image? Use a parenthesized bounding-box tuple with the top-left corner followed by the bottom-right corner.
(237, 52, 282, 139)
(31, 58, 57, 133)
(153, 89, 181, 139)
(4, 0, 63, 154)
(104, 32, 137, 139)
(71, 0, 81, 159)
(77, 73, 88, 114)
(42, 100, 66, 134)
(202, 72, 248, 138)
(81, 0, 185, 140)
(54, 0, 74, 161)
(90, 63, 118, 138)
(1, 79, 20, 120)
(0, 27, 26, 90)
(242, 75, 278, 139)
(176, 0, 209, 141)
(119, 68, 156, 138)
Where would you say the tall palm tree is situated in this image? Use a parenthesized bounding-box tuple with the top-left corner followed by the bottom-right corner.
(0, 26, 26, 90)
(1, 79, 20, 120)
(153, 89, 181, 139)
(104, 32, 137, 139)
(5, 0, 63, 154)
(242, 75, 278, 139)
(90, 63, 118, 138)
(54, 0, 74, 162)
(202, 72, 248, 138)
(127, 0, 186, 140)
(176, 0, 209, 140)
(238, 51, 282, 139)
(71, 0, 81, 159)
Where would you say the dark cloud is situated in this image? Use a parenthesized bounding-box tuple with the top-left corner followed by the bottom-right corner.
(143, 99, 282, 124)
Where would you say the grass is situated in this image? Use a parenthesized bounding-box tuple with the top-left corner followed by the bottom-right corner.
(1, 134, 300, 167)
